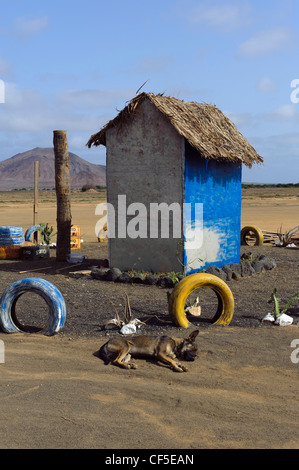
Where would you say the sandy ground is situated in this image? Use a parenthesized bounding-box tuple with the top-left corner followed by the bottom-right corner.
(241, 197, 299, 233)
(0, 202, 98, 243)
(1, 327, 298, 450)
(0, 193, 298, 450)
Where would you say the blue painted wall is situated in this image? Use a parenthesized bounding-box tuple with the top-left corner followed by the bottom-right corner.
(184, 142, 242, 274)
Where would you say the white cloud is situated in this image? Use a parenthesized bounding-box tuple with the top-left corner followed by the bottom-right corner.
(264, 104, 298, 121)
(0, 83, 103, 132)
(256, 77, 276, 93)
(238, 27, 293, 57)
(0, 58, 12, 78)
(224, 110, 255, 129)
(13, 16, 49, 40)
(0, 81, 108, 164)
(58, 88, 134, 110)
(3, 82, 44, 108)
(272, 133, 299, 147)
(186, 2, 251, 32)
(243, 132, 299, 183)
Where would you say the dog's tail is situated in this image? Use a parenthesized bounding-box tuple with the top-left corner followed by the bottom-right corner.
(98, 343, 111, 365)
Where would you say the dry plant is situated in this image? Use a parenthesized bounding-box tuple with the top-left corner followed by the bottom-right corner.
(102, 293, 146, 330)
(276, 225, 299, 247)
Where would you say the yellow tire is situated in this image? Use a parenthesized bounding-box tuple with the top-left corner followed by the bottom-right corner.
(168, 273, 235, 328)
(241, 225, 264, 246)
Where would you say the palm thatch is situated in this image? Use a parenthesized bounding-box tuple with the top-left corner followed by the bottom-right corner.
(87, 92, 263, 168)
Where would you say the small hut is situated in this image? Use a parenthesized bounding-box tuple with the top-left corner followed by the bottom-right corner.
(88, 92, 263, 274)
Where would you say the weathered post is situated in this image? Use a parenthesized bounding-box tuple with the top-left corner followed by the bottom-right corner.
(53, 130, 72, 261)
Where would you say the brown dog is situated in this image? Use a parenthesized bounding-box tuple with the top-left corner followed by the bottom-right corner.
(98, 330, 199, 372)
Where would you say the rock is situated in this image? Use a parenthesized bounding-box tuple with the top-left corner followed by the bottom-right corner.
(91, 267, 109, 280)
(205, 266, 219, 276)
(106, 267, 122, 281)
(115, 272, 132, 283)
(205, 265, 226, 280)
(132, 273, 145, 284)
(157, 276, 175, 288)
(259, 256, 277, 270)
(232, 271, 241, 281)
(230, 263, 241, 276)
(215, 267, 227, 280)
(251, 260, 264, 274)
(241, 262, 255, 277)
(221, 265, 233, 281)
(144, 274, 159, 285)
(241, 252, 252, 260)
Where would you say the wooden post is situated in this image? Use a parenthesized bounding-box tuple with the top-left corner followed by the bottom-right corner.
(53, 130, 72, 261)
(33, 161, 39, 243)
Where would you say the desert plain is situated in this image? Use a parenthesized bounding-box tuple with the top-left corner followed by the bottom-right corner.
(0, 186, 298, 242)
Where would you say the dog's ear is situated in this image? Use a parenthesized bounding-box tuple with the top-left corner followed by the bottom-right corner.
(187, 330, 199, 342)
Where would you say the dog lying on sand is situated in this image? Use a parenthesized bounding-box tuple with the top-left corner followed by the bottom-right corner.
(99, 330, 199, 372)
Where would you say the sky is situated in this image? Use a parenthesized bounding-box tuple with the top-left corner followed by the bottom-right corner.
(0, 0, 299, 183)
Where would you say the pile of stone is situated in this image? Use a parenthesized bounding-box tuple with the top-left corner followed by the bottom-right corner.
(90, 254, 276, 288)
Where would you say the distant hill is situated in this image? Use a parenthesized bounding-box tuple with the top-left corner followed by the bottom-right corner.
(0, 147, 106, 190)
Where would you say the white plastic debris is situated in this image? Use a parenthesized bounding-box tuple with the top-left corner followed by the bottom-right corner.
(120, 319, 144, 335)
(185, 296, 201, 316)
(186, 306, 202, 317)
(262, 312, 293, 326)
(262, 313, 275, 324)
(274, 313, 293, 326)
(103, 294, 146, 335)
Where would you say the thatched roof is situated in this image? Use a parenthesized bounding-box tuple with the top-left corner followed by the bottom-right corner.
(87, 92, 263, 168)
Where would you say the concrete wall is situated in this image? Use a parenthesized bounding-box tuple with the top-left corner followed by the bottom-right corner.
(106, 97, 185, 272)
(184, 142, 242, 274)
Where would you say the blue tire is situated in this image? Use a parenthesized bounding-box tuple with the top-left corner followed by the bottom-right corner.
(0, 237, 25, 246)
(0, 278, 67, 336)
(0, 226, 23, 238)
(25, 225, 41, 242)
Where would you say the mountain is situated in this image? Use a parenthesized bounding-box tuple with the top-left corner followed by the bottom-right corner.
(0, 147, 106, 190)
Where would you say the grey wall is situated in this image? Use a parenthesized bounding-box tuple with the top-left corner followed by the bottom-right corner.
(106, 98, 185, 273)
